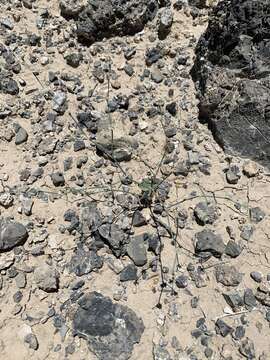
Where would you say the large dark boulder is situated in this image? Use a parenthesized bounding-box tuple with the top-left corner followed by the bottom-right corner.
(75, 0, 160, 44)
(191, 0, 270, 168)
(73, 292, 145, 360)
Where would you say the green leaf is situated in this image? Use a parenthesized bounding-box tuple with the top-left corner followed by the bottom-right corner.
(139, 178, 153, 192)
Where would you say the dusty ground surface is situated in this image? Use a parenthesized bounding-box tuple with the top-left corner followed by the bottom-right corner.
(0, 0, 270, 359)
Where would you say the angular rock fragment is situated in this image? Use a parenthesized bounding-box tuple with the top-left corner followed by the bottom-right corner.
(69, 248, 103, 276)
(192, 0, 270, 169)
(225, 241, 242, 258)
(73, 292, 144, 360)
(195, 229, 225, 258)
(120, 264, 138, 282)
(98, 223, 125, 256)
(75, 0, 160, 44)
(194, 202, 217, 225)
(244, 288, 257, 309)
(223, 292, 244, 312)
(249, 207, 265, 223)
(216, 264, 243, 287)
(126, 234, 147, 266)
(215, 318, 233, 337)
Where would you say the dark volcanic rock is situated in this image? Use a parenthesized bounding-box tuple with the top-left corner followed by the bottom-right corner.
(0, 220, 28, 251)
(215, 318, 233, 337)
(73, 292, 144, 360)
(223, 292, 244, 311)
(126, 234, 147, 266)
(192, 0, 270, 168)
(120, 264, 138, 282)
(98, 223, 125, 256)
(69, 248, 104, 276)
(76, 0, 160, 44)
(195, 229, 225, 258)
(0, 77, 19, 95)
(194, 202, 218, 225)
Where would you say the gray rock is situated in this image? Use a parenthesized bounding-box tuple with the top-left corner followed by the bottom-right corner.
(226, 165, 241, 184)
(126, 234, 147, 266)
(250, 207, 265, 223)
(191, 0, 270, 169)
(15, 272, 27, 289)
(0, 78, 19, 95)
(204, 348, 213, 359)
(175, 275, 188, 289)
(240, 224, 254, 241)
(233, 326, 245, 341)
(15, 127, 28, 145)
(69, 248, 103, 276)
(60, 0, 86, 18)
(239, 338, 256, 359)
(34, 263, 59, 292)
(132, 210, 147, 227)
(195, 229, 225, 258)
(0, 18, 14, 29)
(120, 264, 138, 282)
(98, 223, 125, 256)
(151, 69, 163, 83)
(0, 221, 28, 251)
(216, 264, 243, 287)
(244, 288, 257, 309)
(24, 333, 39, 350)
(250, 271, 263, 283)
(65, 53, 82, 68)
(124, 63, 134, 77)
(73, 292, 144, 360)
(52, 91, 67, 114)
(74, 139, 85, 152)
(158, 8, 173, 39)
(0, 192, 14, 208)
(76, 0, 160, 44)
(215, 319, 233, 337)
(225, 241, 242, 258)
(19, 194, 33, 216)
(194, 202, 218, 225)
(223, 292, 244, 311)
(51, 172, 65, 187)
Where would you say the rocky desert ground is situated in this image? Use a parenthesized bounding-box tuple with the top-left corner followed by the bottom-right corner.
(0, 0, 269, 359)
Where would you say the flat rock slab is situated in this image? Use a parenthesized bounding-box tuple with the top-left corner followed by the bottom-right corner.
(73, 292, 145, 360)
(192, 0, 270, 169)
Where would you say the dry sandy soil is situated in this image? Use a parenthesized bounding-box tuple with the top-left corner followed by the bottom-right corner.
(0, 0, 269, 359)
